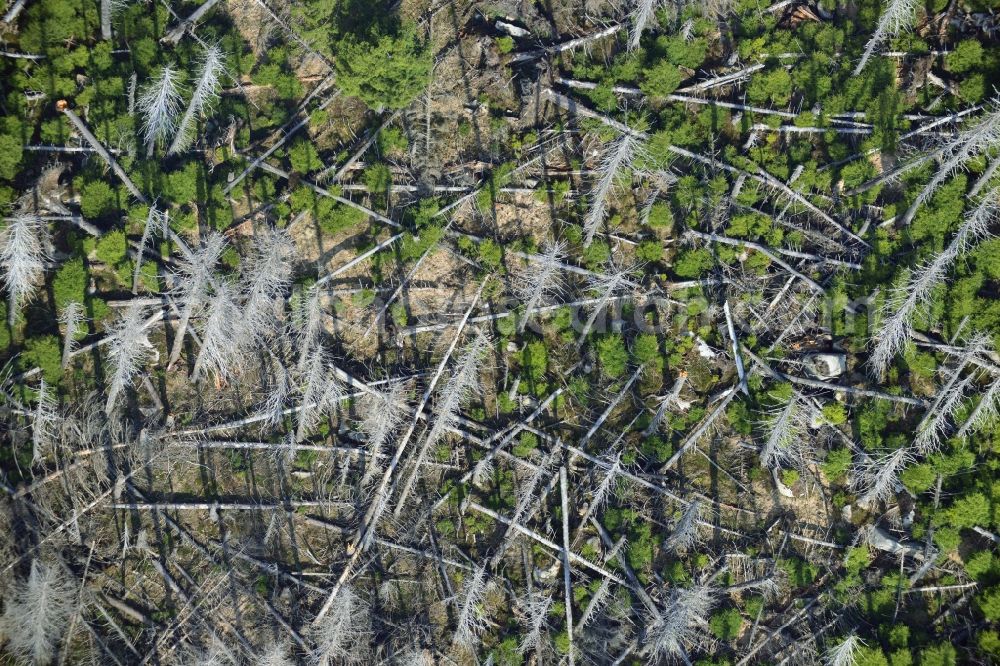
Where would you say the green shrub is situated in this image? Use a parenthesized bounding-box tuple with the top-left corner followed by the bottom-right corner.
(822, 448, 851, 482)
(22, 335, 62, 383)
(597, 334, 628, 378)
(980, 586, 1000, 621)
(822, 402, 847, 425)
(673, 248, 715, 277)
(333, 24, 431, 110)
(0, 134, 23, 181)
(377, 126, 408, 155)
(521, 341, 548, 382)
(52, 260, 88, 311)
(648, 202, 673, 229)
(79, 179, 117, 218)
(95, 230, 128, 266)
(899, 463, 935, 494)
(477, 238, 502, 269)
(636, 240, 664, 263)
(641, 61, 682, 98)
(363, 163, 392, 195)
(289, 140, 322, 173)
(946, 40, 983, 74)
(709, 608, 742, 641)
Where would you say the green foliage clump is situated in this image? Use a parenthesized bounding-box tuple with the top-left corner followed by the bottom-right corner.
(979, 586, 1000, 621)
(726, 400, 753, 435)
(636, 240, 664, 263)
(95, 230, 128, 267)
(596, 334, 628, 378)
(626, 521, 655, 572)
(333, 23, 431, 110)
(822, 448, 851, 482)
(79, 179, 117, 218)
(165, 162, 203, 205)
(21, 335, 62, 383)
(854, 646, 890, 666)
(581, 240, 610, 269)
(821, 402, 847, 425)
(748, 67, 793, 107)
(289, 140, 322, 174)
(377, 127, 409, 156)
(521, 341, 548, 383)
(946, 40, 984, 74)
(673, 248, 715, 278)
(0, 134, 23, 181)
(709, 608, 742, 641)
(632, 334, 661, 368)
(477, 238, 502, 269)
(648, 202, 673, 229)
(780, 557, 818, 588)
(641, 61, 683, 98)
(937, 492, 992, 530)
(917, 643, 956, 666)
(658, 35, 708, 69)
(899, 463, 935, 494)
(52, 260, 88, 311)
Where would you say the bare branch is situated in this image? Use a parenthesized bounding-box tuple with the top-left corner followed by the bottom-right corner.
(825, 634, 865, 666)
(0, 560, 77, 665)
(137, 65, 184, 156)
(105, 302, 157, 412)
(855, 0, 920, 75)
(1, 213, 50, 324)
(168, 45, 225, 155)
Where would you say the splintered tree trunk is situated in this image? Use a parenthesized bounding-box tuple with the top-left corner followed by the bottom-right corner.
(2, 0, 26, 24)
(161, 0, 224, 44)
(559, 465, 576, 666)
(464, 499, 627, 585)
(100, 0, 111, 39)
(60, 106, 147, 203)
(313, 279, 488, 625)
(166, 303, 193, 369)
